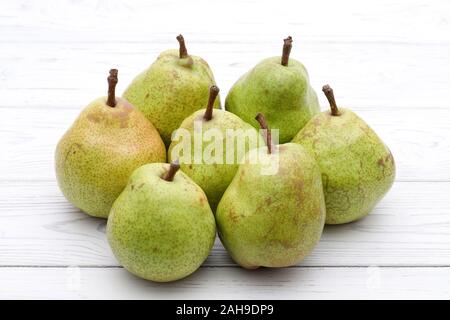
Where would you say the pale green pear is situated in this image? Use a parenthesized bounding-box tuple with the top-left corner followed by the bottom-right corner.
(292, 85, 395, 224)
(107, 161, 216, 282)
(216, 114, 325, 269)
(123, 35, 220, 146)
(55, 70, 166, 218)
(168, 86, 264, 210)
(225, 37, 320, 143)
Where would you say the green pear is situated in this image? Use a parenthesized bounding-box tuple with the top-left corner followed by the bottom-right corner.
(123, 34, 220, 146)
(292, 85, 396, 224)
(216, 113, 325, 269)
(225, 37, 320, 143)
(168, 86, 265, 210)
(107, 161, 216, 282)
(55, 70, 166, 218)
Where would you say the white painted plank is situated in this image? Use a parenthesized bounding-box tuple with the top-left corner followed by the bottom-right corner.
(0, 181, 449, 267)
(0, 266, 449, 299)
(0, 0, 450, 299)
(2, 0, 449, 44)
(1, 107, 449, 182)
(0, 41, 448, 110)
(0, 1, 449, 109)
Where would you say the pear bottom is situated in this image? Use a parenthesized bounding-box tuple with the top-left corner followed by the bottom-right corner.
(107, 163, 216, 282)
(216, 144, 326, 268)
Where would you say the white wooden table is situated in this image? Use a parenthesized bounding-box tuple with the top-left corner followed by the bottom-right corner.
(1, 0, 450, 299)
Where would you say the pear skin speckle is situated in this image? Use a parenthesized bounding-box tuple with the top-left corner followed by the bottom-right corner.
(292, 108, 396, 224)
(225, 57, 320, 143)
(107, 163, 216, 282)
(123, 49, 220, 146)
(55, 97, 166, 218)
(216, 143, 326, 268)
(168, 109, 265, 211)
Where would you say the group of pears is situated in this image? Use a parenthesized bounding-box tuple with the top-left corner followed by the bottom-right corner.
(55, 35, 395, 282)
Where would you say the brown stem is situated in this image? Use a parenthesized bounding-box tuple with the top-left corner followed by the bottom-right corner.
(281, 36, 293, 66)
(322, 84, 340, 116)
(176, 34, 188, 59)
(203, 86, 220, 121)
(255, 113, 272, 154)
(106, 69, 118, 107)
(162, 159, 180, 182)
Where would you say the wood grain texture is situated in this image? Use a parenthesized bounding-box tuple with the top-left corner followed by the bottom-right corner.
(0, 0, 449, 110)
(0, 181, 449, 267)
(0, 0, 450, 299)
(1, 267, 449, 299)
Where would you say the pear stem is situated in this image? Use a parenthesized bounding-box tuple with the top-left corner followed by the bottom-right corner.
(203, 86, 220, 121)
(322, 84, 340, 116)
(162, 159, 180, 182)
(281, 36, 293, 66)
(106, 69, 118, 108)
(255, 113, 273, 154)
(176, 34, 188, 59)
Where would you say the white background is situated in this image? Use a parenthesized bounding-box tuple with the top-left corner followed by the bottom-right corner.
(1, 0, 450, 299)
